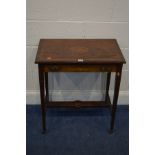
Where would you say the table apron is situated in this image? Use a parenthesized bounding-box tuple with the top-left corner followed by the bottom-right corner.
(40, 64, 120, 72)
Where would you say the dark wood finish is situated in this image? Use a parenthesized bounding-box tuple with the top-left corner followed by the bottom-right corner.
(45, 72, 49, 102)
(35, 39, 126, 133)
(35, 39, 125, 64)
(38, 66, 46, 133)
(41, 64, 118, 72)
(110, 67, 122, 133)
(105, 72, 111, 102)
(46, 100, 111, 108)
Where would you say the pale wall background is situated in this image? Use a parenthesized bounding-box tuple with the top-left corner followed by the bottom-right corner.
(26, 0, 129, 104)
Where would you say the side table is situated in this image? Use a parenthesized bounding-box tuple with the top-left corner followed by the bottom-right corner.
(35, 39, 126, 133)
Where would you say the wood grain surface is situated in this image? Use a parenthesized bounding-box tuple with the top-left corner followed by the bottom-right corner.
(35, 39, 126, 64)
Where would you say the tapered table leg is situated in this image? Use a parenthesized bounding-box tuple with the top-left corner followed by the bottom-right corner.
(105, 72, 111, 102)
(109, 69, 122, 133)
(38, 66, 46, 133)
(45, 72, 49, 103)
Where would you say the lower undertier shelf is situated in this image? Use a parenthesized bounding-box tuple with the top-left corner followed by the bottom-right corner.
(46, 95, 111, 108)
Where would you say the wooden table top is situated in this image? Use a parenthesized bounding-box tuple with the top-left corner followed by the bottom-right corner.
(35, 39, 126, 64)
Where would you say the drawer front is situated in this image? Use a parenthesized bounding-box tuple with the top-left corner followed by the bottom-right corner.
(41, 64, 117, 72)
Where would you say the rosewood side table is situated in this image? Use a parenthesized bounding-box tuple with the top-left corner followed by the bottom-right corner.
(35, 39, 126, 134)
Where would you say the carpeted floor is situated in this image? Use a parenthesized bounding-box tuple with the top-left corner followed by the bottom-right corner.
(26, 105, 129, 155)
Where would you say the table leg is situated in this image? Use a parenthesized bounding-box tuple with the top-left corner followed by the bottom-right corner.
(109, 70, 122, 133)
(45, 72, 49, 103)
(105, 72, 111, 102)
(39, 66, 46, 133)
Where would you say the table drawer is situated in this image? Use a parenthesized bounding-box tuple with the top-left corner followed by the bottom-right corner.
(41, 64, 117, 72)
